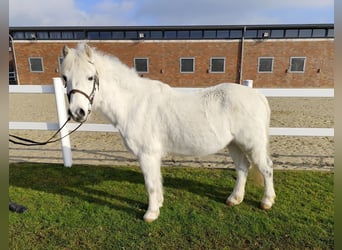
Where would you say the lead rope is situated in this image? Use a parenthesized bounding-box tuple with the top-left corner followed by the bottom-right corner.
(9, 116, 84, 146)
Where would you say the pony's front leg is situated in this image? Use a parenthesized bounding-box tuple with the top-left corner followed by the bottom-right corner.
(138, 153, 163, 223)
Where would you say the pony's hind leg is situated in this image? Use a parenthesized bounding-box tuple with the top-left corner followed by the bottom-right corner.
(249, 145, 276, 210)
(138, 153, 164, 223)
(226, 143, 250, 207)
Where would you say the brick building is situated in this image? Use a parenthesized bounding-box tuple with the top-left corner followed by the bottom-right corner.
(9, 24, 334, 88)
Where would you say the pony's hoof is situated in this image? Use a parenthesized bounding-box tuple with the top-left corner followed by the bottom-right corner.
(143, 210, 159, 223)
(226, 200, 236, 207)
(226, 195, 243, 207)
(260, 202, 272, 210)
(260, 197, 275, 210)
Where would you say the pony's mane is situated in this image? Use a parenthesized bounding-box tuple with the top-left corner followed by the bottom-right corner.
(89, 45, 139, 78)
(87, 44, 169, 92)
(64, 43, 169, 93)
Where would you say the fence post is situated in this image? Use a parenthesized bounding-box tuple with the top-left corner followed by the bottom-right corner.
(53, 77, 72, 167)
(243, 80, 253, 87)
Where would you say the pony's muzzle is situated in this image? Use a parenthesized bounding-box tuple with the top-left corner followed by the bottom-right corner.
(68, 107, 87, 122)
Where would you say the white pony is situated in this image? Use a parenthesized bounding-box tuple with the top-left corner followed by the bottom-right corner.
(61, 44, 275, 222)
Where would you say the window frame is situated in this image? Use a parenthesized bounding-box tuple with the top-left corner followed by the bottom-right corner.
(180, 57, 195, 73)
(258, 57, 274, 73)
(210, 57, 226, 73)
(134, 57, 149, 73)
(28, 57, 44, 72)
(289, 57, 306, 73)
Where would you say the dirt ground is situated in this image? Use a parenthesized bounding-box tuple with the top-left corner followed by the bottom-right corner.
(9, 94, 334, 171)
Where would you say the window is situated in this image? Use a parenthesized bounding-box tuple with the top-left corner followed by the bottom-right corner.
(217, 30, 229, 39)
(88, 32, 99, 39)
(210, 57, 225, 73)
(37, 32, 49, 39)
(150, 31, 163, 39)
(245, 30, 257, 38)
(190, 30, 202, 39)
(203, 30, 216, 39)
(74, 31, 86, 40)
(50, 32, 61, 39)
(180, 58, 195, 73)
(299, 29, 312, 38)
(289, 57, 306, 73)
(164, 31, 177, 39)
(29, 57, 44, 72)
(112, 31, 124, 39)
(271, 29, 284, 38)
(285, 29, 298, 38)
(230, 30, 242, 39)
(100, 31, 112, 40)
(134, 58, 149, 73)
(258, 57, 274, 73)
(312, 29, 326, 37)
(13, 32, 25, 39)
(138, 31, 150, 39)
(62, 32, 74, 40)
(125, 31, 138, 39)
(177, 30, 189, 39)
(9, 71, 16, 82)
(257, 30, 270, 38)
(327, 29, 334, 37)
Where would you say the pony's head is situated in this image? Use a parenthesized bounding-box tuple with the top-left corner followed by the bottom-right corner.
(61, 44, 99, 123)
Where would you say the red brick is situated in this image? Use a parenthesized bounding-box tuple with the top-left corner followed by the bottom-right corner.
(10, 39, 334, 88)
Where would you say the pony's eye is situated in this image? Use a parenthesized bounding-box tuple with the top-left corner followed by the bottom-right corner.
(88, 76, 94, 81)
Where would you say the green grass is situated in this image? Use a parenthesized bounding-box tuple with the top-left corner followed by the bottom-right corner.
(9, 163, 333, 249)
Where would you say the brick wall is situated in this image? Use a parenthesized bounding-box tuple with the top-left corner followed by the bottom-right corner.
(243, 39, 334, 88)
(12, 39, 334, 88)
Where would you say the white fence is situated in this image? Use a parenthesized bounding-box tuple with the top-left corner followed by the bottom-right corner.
(9, 78, 334, 167)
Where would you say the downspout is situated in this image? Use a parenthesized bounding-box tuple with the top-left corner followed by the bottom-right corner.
(239, 26, 246, 84)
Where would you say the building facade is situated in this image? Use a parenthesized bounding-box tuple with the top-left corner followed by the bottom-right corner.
(9, 24, 334, 88)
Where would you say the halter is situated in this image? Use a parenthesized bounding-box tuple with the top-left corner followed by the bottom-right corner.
(9, 61, 100, 147)
(66, 71, 99, 114)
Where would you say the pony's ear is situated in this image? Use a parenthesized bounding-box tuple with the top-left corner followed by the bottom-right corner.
(84, 44, 93, 59)
(62, 45, 69, 57)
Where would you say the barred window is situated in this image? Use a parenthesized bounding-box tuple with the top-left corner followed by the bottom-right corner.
(180, 58, 195, 73)
(134, 58, 149, 73)
(29, 57, 44, 72)
(210, 57, 225, 73)
(289, 57, 306, 73)
(258, 57, 274, 73)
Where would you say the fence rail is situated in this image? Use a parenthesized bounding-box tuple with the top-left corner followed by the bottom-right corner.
(9, 81, 334, 167)
(10, 85, 334, 97)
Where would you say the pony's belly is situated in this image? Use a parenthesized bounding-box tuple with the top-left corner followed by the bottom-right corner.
(166, 135, 232, 156)
(169, 144, 225, 156)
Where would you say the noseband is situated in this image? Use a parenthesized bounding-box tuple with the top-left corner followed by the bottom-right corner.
(66, 72, 99, 113)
